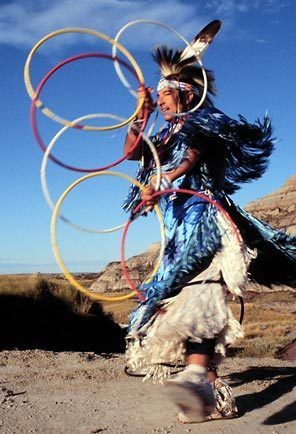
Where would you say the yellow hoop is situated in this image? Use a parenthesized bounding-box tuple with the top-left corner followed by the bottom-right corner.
(51, 171, 165, 302)
(24, 27, 145, 131)
(41, 112, 161, 234)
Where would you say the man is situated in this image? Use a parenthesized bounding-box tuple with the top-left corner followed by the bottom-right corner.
(123, 21, 296, 423)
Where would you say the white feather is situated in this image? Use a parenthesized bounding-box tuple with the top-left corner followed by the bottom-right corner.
(181, 41, 209, 61)
(180, 20, 221, 62)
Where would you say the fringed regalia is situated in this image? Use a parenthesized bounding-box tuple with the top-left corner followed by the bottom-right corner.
(123, 104, 296, 383)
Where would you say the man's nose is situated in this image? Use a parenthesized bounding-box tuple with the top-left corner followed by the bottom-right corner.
(157, 97, 164, 107)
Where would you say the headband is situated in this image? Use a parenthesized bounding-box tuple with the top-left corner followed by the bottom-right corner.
(157, 77, 199, 94)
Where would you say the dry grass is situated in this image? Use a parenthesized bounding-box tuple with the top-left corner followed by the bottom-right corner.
(229, 299, 296, 357)
(101, 298, 138, 325)
(1, 275, 295, 357)
(0, 274, 125, 352)
(0, 274, 95, 315)
(0, 274, 135, 322)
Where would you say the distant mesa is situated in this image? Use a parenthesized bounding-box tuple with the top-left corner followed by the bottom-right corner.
(90, 245, 159, 293)
(245, 174, 296, 236)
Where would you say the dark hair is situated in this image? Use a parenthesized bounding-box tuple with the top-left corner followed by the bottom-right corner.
(165, 69, 216, 108)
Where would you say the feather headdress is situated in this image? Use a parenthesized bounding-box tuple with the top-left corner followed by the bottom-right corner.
(153, 20, 221, 107)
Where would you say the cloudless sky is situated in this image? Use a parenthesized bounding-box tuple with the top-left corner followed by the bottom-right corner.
(0, 0, 295, 274)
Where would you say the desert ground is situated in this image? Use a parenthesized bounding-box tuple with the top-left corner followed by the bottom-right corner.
(0, 275, 295, 433)
(0, 351, 295, 434)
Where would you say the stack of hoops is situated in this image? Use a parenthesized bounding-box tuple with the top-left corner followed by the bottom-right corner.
(24, 20, 242, 305)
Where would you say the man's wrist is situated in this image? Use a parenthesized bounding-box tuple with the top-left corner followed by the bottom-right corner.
(149, 174, 173, 191)
(127, 117, 144, 134)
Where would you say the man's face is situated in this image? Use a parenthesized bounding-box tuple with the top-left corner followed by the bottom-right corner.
(157, 87, 182, 122)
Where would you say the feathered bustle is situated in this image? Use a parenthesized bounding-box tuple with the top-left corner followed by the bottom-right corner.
(180, 108, 275, 194)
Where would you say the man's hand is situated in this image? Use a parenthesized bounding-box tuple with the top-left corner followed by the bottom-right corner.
(124, 86, 156, 160)
(136, 86, 156, 121)
(141, 184, 158, 212)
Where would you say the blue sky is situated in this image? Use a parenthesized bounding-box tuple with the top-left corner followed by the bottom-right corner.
(0, 0, 295, 274)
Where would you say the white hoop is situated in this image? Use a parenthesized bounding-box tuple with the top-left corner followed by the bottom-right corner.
(41, 113, 162, 233)
(112, 19, 208, 116)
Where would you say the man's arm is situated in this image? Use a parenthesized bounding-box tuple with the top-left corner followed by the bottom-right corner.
(149, 146, 205, 187)
(144, 146, 205, 211)
(124, 122, 145, 160)
(124, 86, 155, 160)
(164, 147, 205, 182)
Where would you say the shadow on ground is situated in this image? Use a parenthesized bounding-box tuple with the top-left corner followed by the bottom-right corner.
(228, 366, 296, 425)
(0, 290, 126, 353)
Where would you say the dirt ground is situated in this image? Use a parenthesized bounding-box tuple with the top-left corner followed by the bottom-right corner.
(0, 350, 295, 434)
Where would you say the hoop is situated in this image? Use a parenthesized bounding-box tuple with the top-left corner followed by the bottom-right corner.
(112, 19, 208, 116)
(42, 113, 162, 233)
(24, 27, 145, 131)
(51, 171, 165, 302)
(121, 188, 242, 297)
(31, 53, 148, 172)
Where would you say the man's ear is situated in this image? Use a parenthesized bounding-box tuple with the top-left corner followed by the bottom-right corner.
(186, 92, 194, 105)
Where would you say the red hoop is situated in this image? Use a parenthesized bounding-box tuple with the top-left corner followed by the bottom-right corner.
(121, 188, 242, 301)
(30, 52, 148, 172)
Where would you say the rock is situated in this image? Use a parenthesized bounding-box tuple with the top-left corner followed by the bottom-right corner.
(245, 174, 296, 293)
(90, 246, 159, 293)
(245, 174, 296, 235)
